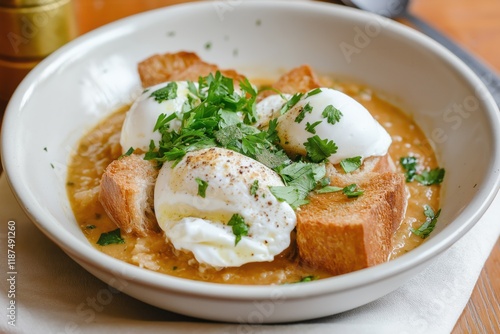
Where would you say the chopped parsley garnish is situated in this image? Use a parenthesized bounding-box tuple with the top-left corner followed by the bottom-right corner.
(227, 214, 249, 245)
(415, 168, 445, 186)
(280, 93, 303, 115)
(305, 120, 322, 134)
(316, 183, 364, 198)
(145, 72, 273, 166)
(400, 156, 445, 185)
(119, 147, 134, 160)
(411, 205, 441, 238)
(294, 103, 313, 123)
(96, 228, 125, 246)
(321, 105, 343, 124)
(150, 82, 178, 103)
(153, 112, 177, 131)
(340, 156, 362, 173)
(195, 178, 209, 198)
(400, 156, 418, 182)
(86, 225, 96, 229)
(297, 275, 317, 283)
(270, 162, 326, 209)
(316, 185, 343, 194)
(342, 183, 364, 198)
(304, 135, 338, 163)
(250, 180, 259, 196)
(306, 88, 322, 98)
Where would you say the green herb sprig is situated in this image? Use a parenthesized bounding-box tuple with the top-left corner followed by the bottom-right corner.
(411, 205, 441, 238)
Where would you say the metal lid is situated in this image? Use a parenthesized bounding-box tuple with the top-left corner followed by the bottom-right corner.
(0, 0, 56, 8)
(0, 0, 77, 59)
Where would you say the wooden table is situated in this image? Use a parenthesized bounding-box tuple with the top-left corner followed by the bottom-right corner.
(1, 0, 499, 332)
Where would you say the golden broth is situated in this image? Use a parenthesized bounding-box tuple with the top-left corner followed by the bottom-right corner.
(66, 80, 440, 284)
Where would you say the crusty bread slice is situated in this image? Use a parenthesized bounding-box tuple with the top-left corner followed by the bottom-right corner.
(138, 51, 201, 88)
(99, 154, 160, 236)
(326, 154, 396, 187)
(258, 64, 322, 100)
(138, 51, 246, 87)
(296, 171, 407, 275)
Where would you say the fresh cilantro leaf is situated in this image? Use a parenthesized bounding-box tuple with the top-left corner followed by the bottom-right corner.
(239, 77, 258, 99)
(340, 156, 362, 173)
(150, 82, 178, 103)
(119, 147, 134, 160)
(306, 88, 322, 98)
(411, 205, 441, 238)
(269, 186, 310, 209)
(270, 162, 326, 209)
(280, 93, 303, 115)
(250, 180, 259, 196)
(316, 185, 343, 194)
(400, 156, 445, 185)
(318, 177, 330, 188)
(255, 148, 290, 169)
(218, 109, 241, 127)
(400, 156, 418, 182)
(215, 124, 244, 147)
(153, 112, 177, 131)
(321, 105, 343, 124)
(195, 178, 209, 198)
(297, 275, 317, 283)
(342, 184, 364, 198)
(278, 162, 326, 184)
(414, 168, 445, 186)
(304, 135, 338, 163)
(96, 228, 125, 246)
(227, 214, 249, 245)
(305, 120, 322, 134)
(294, 103, 313, 123)
(266, 118, 280, 144)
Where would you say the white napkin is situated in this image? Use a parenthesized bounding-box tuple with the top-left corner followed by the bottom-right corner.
(1, 172, 499, 334)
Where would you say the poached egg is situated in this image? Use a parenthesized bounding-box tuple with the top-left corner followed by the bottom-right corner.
(276, 88, 391, 164)
(120, 81, 199, 153)
(154, 147, 297, 268)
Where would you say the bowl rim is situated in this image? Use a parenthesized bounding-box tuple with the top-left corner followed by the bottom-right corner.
(2, 0, 500, 300)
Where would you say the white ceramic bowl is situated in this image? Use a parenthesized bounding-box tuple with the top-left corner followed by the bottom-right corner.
(2, 1, 500, 323)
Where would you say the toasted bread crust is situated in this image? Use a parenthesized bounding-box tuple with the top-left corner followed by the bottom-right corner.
(258, 64, 322, 100)
(99, 154, 160, 236)
(296, 172, 407, 275)
(326, 154, 396, 187)
(138, 51, 246, 87)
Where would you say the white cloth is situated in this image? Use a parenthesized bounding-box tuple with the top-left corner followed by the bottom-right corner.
(1, 173, 499, 334)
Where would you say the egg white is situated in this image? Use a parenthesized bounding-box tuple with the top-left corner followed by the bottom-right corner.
(276, 88, 391, 164)
(120, 81, 199, 153)
(154, 147, 297, 268)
